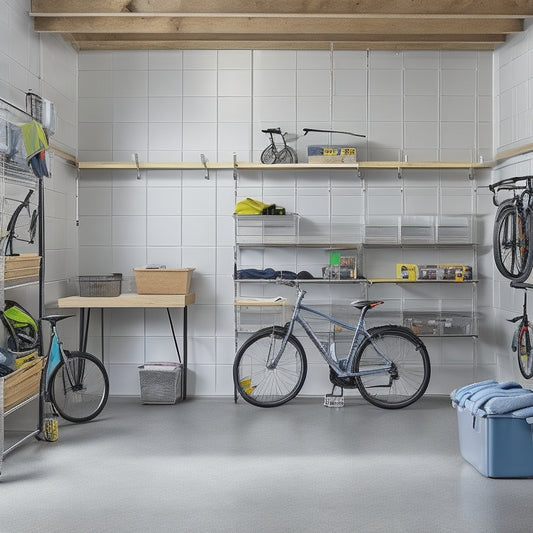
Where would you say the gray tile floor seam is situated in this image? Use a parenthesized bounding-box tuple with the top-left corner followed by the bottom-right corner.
(2, 396, 533, 533)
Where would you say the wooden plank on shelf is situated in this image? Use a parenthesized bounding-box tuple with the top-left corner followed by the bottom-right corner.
(58, 293, 196, 308)
(494, 143, 533, 163)
(77, 160, 492, 172)
(77, 161, 233, 170)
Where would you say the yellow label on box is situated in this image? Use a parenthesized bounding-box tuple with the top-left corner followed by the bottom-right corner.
(323, 148, 338, 156)
(396, 264, 417, 281)
(341, 148, 356, 155)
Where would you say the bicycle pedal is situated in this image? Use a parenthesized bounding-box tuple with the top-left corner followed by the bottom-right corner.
(43, 417, 59, 442)
(324, 394, 345, 408)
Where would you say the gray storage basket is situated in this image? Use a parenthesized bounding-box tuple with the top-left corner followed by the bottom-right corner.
(79, 273, 122, 297)
(138, 362, 182, 404)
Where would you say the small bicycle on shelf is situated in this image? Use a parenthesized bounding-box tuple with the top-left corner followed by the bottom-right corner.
(260, 127, 298, 164)
(233, 281, 431, 409)
(489, 176, 533, 282)
(509, 282, 533, 379)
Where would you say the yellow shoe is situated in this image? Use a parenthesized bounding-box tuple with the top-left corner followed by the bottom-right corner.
(43, 418, 59, 442)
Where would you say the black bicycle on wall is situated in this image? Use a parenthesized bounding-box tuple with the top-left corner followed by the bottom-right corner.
(489, 176, 533, 282)
(509, 282, 533, 379)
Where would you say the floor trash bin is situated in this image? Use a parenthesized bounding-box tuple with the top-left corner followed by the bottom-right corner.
(139, 362, 182, 404)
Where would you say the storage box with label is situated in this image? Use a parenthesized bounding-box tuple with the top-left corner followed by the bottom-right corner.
(396, 264, 417, 281)
(417, 264, 471, 281)
(451, 381, 533, 478)
(307, 145, 357, 164)
(134, 267, 195, 294)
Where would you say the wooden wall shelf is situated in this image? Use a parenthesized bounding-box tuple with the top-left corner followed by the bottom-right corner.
(78, 160, 491, 172)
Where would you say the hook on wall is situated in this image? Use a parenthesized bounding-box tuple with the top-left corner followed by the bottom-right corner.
(134, 153, 141, 180)
(200, 153, 209, 180)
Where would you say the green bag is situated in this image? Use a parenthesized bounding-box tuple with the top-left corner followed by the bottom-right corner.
(0, 300, 39, 352)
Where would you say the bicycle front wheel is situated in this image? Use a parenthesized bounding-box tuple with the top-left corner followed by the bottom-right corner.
(353, 326, 430, 409)
(493, 200, 533, 281)
(233, 326, 307, 407)
(518, 323, 533, 379)
(275, 146, 298, 164)
(50, 351, 109, 423)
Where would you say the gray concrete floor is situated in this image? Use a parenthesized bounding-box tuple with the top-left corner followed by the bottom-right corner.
(2, 395, 533, 532)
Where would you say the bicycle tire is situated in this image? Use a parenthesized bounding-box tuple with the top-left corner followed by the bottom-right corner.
(353, 326, 430, 409)
(493, 200, 533, 281)
(275, 146, 298, 164)
(49, 351, 109, 423)
(518, 323, 533, 379)
(233, 326, 307, 407)
(260, 145, 277, 164)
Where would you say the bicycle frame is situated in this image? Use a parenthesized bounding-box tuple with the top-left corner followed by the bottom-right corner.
(269, 287, 392, 378)
(42, 320, 76, 401)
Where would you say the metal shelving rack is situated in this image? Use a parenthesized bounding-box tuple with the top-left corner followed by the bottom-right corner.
(0, 97, 44, 475)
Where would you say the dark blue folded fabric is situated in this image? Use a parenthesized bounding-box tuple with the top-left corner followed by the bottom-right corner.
(237, 268, 279, 279)
(237, 268, 306, 280)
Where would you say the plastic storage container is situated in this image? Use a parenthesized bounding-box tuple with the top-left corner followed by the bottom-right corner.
(451, 381, 533, 478)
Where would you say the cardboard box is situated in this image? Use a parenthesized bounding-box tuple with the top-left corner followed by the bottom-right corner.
(4, 254, 41, 281)
(396, 264, 417, 281)
(2, 357, 43, 411)
(134, 267, 195, 294)
(307, 145, 357, 164)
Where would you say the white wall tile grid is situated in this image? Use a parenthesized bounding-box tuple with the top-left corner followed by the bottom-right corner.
(76, 48, 494, 397)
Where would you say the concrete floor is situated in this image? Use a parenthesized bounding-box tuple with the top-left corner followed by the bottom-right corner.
(1, 395, 533, 533)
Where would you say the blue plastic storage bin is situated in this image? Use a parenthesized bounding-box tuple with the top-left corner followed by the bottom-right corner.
(451, 380, 533, 478)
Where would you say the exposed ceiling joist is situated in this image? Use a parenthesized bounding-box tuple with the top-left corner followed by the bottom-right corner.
(30, 0, 533, 51)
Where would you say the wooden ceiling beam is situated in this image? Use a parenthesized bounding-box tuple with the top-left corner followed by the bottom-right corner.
(69, 33, 507, 44)
(69, 39, 499, 51)
(31, 0, 533, 17)
(33, 16, 523, 35)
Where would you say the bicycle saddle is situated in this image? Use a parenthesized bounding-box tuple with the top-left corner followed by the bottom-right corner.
(40, 314, 74, 325)
(351, 300, 384, 310)
(261, 128, 282, 134)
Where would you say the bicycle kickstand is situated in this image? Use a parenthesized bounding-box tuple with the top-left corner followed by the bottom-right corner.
(324, 385, 345, 408)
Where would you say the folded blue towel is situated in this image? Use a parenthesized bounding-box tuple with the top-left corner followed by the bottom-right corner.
(469, 386, 525, 412)
(450, 380, 498, 406)
(511, 406, 533, 419)
(484, 392, 533, 414)
(451, 380, 522, 409)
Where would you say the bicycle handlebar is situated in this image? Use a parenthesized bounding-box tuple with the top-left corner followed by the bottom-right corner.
(303, 127, 366, 138)
(489, 175, 533, 193)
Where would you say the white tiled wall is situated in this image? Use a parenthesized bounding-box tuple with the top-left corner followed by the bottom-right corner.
(492, 19, 533, 386)
(0, 1, 78, 348)
(77, 48, 493, 396)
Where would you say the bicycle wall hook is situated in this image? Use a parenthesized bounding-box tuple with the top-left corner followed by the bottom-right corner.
(134, 152, 141, 180)
(201, 153, 209, 180)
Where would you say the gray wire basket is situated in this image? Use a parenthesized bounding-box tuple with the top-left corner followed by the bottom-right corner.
(139, 363, 182, 404)
(79, 273, 122, 297)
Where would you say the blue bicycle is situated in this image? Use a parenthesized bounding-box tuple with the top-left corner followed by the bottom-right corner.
(39, 315, 109, 439)
(234, 282, 431, 409)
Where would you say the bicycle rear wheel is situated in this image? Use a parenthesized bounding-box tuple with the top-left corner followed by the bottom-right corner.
(493, 200, 533, 281)
(260, 145, 277, 164)
(233, 326, 307, 407)
(353, 326, 430, 409)
(49, 351, 109, 423)
(518, 323, 533, 379)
